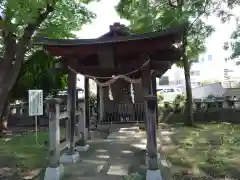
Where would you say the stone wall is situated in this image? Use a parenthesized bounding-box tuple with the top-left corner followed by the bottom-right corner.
(161, 109, 240, 124)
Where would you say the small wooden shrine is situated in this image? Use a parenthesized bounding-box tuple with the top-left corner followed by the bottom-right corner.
(34, 22, 185, 123)
(34, 22, 186, 180)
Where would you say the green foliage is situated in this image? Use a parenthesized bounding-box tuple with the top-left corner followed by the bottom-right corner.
(12, 50, 67, 100)
(0, 0, 96, 100)
(207, 94, 216, 99)
(220, 1, 240, 59)
(3, 0, 95, 37)
(225, 24, 240, 59)
(201, 80, 220, 85)
(116, 0, 215, 65)
(173, 94, 185, 111)
(157, 92, 164, 103)
(124, 173, 143, 180)
(175, 94, 185, 102)
(36, 0, 96, 38)
(89, 93, 97, 108)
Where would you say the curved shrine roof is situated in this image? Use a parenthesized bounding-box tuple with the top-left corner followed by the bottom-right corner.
(34, 24, 185, 46)
(33, 23, 186, 79)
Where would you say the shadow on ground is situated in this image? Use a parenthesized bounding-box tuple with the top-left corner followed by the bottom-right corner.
(61, 128, 146, 180)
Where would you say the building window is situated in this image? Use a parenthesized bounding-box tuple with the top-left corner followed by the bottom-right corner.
(190, 70, 200, 76)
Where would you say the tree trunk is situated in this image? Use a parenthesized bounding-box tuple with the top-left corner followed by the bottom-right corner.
(0, 96, 10, 133)
(183, 60, 194, 125)
(0, 88, 9, 118)
(183, 35, 194, 126)
(0, 2, 55, 118)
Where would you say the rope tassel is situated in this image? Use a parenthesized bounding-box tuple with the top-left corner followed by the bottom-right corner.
(130, 83, 135, 103)
(108, 85, 113, 100)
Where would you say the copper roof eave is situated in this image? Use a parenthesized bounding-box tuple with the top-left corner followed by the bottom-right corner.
(33, 25, 186, 46)
(71, 62, 171, 79)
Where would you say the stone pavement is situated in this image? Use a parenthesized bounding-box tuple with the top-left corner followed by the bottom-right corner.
(62, 126, 146, 180)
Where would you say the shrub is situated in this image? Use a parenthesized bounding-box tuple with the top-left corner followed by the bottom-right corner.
(157, 92, 164, 103)
(124, 173, 143, 180)
(89, 94, 97, 107)
(207, 94, 216, 99)
(173, 94, 186, 113)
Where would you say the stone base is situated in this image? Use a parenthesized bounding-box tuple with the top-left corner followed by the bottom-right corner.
(134, 126, 140, 132)
(146, 169, 162, 180)
(75, 144, 90, 152)
(44, 164, 64, 180)
(59, 151, 79, 164)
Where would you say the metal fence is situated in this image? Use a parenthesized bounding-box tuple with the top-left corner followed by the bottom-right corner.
(102, 102, 145, 123)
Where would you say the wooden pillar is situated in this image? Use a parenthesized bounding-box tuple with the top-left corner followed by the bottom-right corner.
(66, 75, 70, 145)
(96, 85, 100, 122)
(67, 70, 77, 153)
(98, 46, 114, 122)
(99, 87, 104, 121)
(84, 77, 90, 135)
(151, 71, 158, 126)
(141, 66, 158, 171)
(141, 66, 151, 167)
(141, 66, 152, 124)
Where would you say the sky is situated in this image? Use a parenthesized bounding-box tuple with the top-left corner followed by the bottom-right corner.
(75, 0, 129, 38)
(75, 0, 239, 87)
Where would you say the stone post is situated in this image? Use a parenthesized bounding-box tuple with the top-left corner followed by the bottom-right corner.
(76, 100, 84, 141)
(75, 99, 90, 152)
(60, 70, 79, 164)
(44, 99, 64, 180)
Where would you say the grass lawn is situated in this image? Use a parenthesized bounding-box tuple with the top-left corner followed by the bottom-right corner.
(160, 123, 240, 180)
(0, 128, 66, 179)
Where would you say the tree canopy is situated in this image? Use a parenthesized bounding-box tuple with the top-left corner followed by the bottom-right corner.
(116, 0, 217, 65)
(225, 11, 240, 59)
(115, 0, 240, 125)
(0, 0, 96, 100)
(227, 0, 240, 59)
(218, 1, 240, 59)
(12, 50, 67, 100)
(0, 0, 97, 117)
(1, 0, 95, 38)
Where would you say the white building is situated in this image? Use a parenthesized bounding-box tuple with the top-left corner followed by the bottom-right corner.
(159, 54, 240, 88)
(77, 74, 97, 95)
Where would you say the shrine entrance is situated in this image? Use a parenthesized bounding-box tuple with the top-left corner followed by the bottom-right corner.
(34, 22, 185, 180)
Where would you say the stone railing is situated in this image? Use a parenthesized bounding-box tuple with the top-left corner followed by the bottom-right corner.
(44, 98, 89, 180)
(8, 100, 70, 127)
(193, 98, 240, 111)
